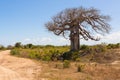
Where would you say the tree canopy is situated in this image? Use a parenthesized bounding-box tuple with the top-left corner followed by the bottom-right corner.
(45, 7, 111, 51)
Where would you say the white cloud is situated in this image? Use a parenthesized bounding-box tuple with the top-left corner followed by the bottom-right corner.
(101, 31, 120, 43)
(81, 31, 120, 45)
(21, 31, 120, 46)
(22, 37, 51, 45)
(40, 37, 52, 42)
(21, 37, 69, 45)
(57, 37, 69, 43)
(55, 37, 69, 45)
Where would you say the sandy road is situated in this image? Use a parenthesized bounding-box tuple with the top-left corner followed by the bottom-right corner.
(0, 66, 27, 80)
(0, 50, 41, 80)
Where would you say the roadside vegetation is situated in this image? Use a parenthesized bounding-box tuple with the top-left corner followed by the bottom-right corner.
(0, 45, 5, 49)
(0, 42, 119, 80)
(10, 42, 120, 63)
(0, 42, 118, 80)
(0, 45, 6, 51)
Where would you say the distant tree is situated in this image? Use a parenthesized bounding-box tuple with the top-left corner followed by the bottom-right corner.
(24, 44, 33, 48)
(7, 45, 13, 49)
(0, 45, 5, 50)
(45, 7, 111, 51)
(15, 42, 22, 48)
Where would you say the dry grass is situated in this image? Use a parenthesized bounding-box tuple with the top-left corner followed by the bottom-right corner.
(34, 61, 120, 80)
(8, 48, 120, 80)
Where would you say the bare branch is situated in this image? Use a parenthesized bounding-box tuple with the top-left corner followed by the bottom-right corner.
(45, 7, 111, 41)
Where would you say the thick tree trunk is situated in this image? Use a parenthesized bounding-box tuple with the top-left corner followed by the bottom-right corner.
(74, 33, 80, 51)
(70, 34, 80, 51)
(70, 36, 74, 51)
(70, 27, 80, 51)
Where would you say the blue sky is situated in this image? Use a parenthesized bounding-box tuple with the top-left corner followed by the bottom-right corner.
(0, 0, 120, 46)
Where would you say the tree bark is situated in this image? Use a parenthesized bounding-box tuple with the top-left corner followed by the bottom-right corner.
(70, 26, 80, 51)
(74, 33, 80, 51)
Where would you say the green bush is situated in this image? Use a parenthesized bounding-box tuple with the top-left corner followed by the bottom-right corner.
(82, 44, 107, 55)
(50, 50, 63, 61)
(62, 51, 73, 60)
(80, 45, 89, 50)
(107, 43, 120, 49)
(0, 45, 5, 50)
(14, 42, 22, 48)
(63, 60, 70, 68)
(92, 45, 107, 53)
(71, 51, 81, 60)
(10, 49, 20, 55)
(75, 58, 81, 62)
(28, 51, 41, 59)
(42, 55, 51, 61)
(24, 44, 34, 49)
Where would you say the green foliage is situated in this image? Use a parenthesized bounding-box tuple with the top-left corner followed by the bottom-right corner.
(50, 50, 61, 61)
(82, 44, 107, 55)
(93, 44, 107, 53)
(0, 45, 5, 50)
(63, 60, 70, 68)
(10, 49, 20, 55)
(45, 45, 55, 48)
(24, 44, 34, 49)
(80, 45, 89, 50)
(10, 43, 120, 62)
(107, 43, 120, 49)
(28, 51, 41, 59)
(42, 56, 51, 61)
(62, 51, 72, 60)
(14, 42, 22, 48)
(71, 51, 81, 60)
(10, 45, 69, 61)
(75, 58, 81, 62)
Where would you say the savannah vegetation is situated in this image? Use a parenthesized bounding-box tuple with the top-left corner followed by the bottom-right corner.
(10, 42, 120, 63)
(0, 45, 5, 50)
(8, 7, 113, 62)
(2, 7, 120, 80)
(10, 42, 120, 80)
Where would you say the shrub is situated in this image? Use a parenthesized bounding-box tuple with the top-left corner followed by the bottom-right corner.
(81, 44, 107, 56)
(14, 42, 22, 48)
(76, 58, 81, 62)
(0, 45, 5, 50)
(24, 44, 33, 49)
(107, 43, 120, 49)
(80, 45, 89, 50)
(50, 50, 61, 61)
(28, 51, 41, 59)
(98, 44, 107, 52)
(63, 60, 70, 68)
(62, 51, 73, 60)
(71, 51, 80, 60)
(42, 55, 51, 61)
(77, 63, 85, 72)
(10, 49, 20, 55)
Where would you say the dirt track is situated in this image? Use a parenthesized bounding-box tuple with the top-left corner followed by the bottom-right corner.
(0, 50, 41, 80)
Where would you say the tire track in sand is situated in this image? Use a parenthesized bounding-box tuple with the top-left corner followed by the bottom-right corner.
(0, 50, 41, 80)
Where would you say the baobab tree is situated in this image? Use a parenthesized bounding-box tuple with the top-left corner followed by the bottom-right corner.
(45, 7, 111, 51)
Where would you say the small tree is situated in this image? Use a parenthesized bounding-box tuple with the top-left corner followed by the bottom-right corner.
(0, 45, 5, 50)
(15, 42, 22, 48)
(45, 7, 111, 51)
(7, 45, 13, 49)
(24, 44, 33, 48)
